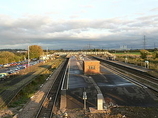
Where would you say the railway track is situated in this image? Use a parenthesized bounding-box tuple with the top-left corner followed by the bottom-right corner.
(35, 58, 69, 118)
(93, 56, 158, 98)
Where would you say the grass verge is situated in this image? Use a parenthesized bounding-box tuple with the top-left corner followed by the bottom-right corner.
(8, 72, 49, 108)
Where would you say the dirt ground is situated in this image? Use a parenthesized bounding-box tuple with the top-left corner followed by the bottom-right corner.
(55, 106, 158, 118)
(111, 106, 158, 118)
(1, 106, 158, 118)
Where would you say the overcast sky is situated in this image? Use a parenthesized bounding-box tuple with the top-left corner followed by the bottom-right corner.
(0, 0, 158, 50)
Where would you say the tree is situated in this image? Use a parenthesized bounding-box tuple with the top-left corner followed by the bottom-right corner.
(140, 49, 150, 59)
(0, 51, 19, 64)
(28, 45, 43, 59)
(152, 51, 158, 59)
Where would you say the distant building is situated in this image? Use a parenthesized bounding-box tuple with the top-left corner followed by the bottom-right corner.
(40, 55, 49, 60)
(16, 50, 27, 53)
(83, 60, 100, 75)
(120, 45, 127, 50)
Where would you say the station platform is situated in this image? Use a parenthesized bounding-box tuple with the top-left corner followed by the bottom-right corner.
(94, 56, 151, 73)
(61, 56, 157, 109)
(68, 56, 87, 89)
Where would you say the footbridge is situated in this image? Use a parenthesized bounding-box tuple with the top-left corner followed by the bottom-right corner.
(54, 51, 112, 56)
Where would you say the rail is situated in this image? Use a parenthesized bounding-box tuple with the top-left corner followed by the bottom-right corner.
(93, 56, 158, 99)
(35, 58, 69, 118)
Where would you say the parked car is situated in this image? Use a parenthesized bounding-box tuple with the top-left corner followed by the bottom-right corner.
(7, 70, 17, 75)
(3, 64, 10, 68)
(0, 73, 9, 80)
(0, 74, 6, 80)
(0, 65, 3, 68)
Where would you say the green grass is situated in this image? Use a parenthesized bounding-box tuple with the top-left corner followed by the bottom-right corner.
(8, 73, 47, 107)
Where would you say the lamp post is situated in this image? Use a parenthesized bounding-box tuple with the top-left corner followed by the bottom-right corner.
(83, 91, 87, 112)
(28, 45, 30, 67)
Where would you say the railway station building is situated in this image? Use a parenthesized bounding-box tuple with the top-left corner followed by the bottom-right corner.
(83, 60, 100, 75)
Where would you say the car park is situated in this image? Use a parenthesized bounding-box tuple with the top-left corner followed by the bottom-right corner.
(0, 59, 40, 80)
(7, 69, 17, 74)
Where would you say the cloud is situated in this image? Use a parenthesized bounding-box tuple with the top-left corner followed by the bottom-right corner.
(137, 15, 158, 20)
(0, 14, 158, 49)
(44, 12, 60, 15)
(150, 7, 158, 12)
(80, 5, 94, 8)
(69, 15, 80, 19)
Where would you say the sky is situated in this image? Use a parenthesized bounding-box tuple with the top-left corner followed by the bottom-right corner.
(0, 0, 158, 50)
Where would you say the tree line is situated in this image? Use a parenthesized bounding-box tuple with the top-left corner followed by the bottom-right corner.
(140, 49, 158, 59)
(0, 45, 43, 65)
